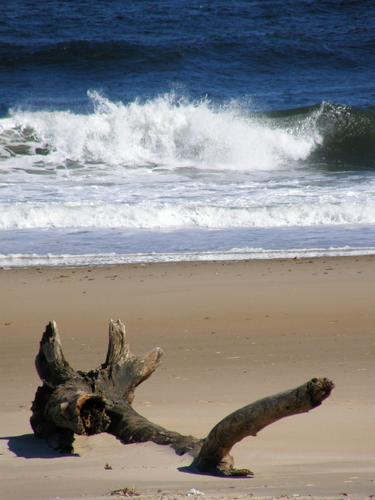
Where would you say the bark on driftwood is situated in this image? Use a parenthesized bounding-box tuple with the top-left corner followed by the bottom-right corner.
(31, 320, 334, 476)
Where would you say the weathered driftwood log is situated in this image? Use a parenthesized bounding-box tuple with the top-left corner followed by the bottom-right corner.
(31, 320, 199, 455)
(31, 320, 334, 476)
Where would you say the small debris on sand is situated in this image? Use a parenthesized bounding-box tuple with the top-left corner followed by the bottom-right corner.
(187, 488, 205, 496)
(109, 486, 140, 497)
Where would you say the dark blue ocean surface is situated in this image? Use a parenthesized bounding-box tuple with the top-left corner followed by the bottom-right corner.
(1, 0, 374, 112)
(1, 1, 375, 266)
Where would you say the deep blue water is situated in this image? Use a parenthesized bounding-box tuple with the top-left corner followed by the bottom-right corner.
(1, 1, 375, 266)
(1, 0, 374, 112)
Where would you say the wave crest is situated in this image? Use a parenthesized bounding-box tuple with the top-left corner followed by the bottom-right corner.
(0, 92, 319, 171)
(1, 94, 374, 172)
(1, 198, 375, 230)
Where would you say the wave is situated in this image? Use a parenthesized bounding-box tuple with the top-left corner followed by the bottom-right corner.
(1, 198, 375, 231)
(267, 102, 375, 169)
(0, 94, 374, 172)
(1, 245, 375, 268)
(1, 31, 371, 72)
(0, 92, 318, 171)
(0, 40, 184, 68)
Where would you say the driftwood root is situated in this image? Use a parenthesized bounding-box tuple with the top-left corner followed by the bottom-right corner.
(31, 320, 334, 475)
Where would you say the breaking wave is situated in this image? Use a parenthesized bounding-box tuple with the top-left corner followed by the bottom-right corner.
(1, 93, 374, 173)
(268, 102, 375, 169)
(1, 198, 375, 230)
(0, 92, 320, 171)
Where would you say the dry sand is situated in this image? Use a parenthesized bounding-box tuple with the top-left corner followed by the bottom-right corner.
(0, 256, 374, 499)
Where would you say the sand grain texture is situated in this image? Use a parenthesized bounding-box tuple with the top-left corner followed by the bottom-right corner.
(0, 257, 374, 499)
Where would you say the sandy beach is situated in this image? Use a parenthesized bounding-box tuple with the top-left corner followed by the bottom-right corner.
(1, 256, 374, 499)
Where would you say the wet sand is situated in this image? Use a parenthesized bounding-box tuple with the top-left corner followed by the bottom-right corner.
(1, 257, 374, 499)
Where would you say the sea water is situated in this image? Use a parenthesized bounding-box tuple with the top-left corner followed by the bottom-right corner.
(1, 1, 374, 266)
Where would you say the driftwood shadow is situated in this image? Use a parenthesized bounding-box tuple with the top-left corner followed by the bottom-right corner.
(177, 465, 253, 478)
(1, 434, 77, 459)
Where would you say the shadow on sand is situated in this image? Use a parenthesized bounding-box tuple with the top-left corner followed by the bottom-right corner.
(0, 434, 77, 459)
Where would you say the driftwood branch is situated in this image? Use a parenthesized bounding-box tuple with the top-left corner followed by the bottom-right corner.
(94, 319, 163, 405)
(107, 404, 202, 456)
(31, 320, 334, 475)
(35, 320, 77, 385)
(192, 377, 334, 476)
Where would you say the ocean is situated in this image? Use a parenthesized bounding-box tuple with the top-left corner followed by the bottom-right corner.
(1, 0, 374, 267)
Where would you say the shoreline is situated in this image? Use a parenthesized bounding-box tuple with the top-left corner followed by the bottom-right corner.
(1, 255, 374, 499)
(1, 250, 375, 271)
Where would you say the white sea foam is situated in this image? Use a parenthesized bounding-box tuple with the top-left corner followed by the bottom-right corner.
(1, 197, 375, 230)
(1, 94, 374, 263)
(0, 92, 319, 171)
(1, 246, 374, 268)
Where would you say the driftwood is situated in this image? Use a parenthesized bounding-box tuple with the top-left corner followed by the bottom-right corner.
(31, 320, 334, 476)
